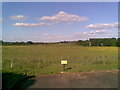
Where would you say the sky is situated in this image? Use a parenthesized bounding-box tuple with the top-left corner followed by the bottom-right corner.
(0, 2, 2, 40)
(2, 0, 119, 2)
(2, 2, 118, 42)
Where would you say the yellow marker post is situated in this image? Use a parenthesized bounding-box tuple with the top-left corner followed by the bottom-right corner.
(61, 60, 67, 71)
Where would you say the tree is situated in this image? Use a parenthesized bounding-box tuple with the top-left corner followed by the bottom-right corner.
(27, 41, 33, 44)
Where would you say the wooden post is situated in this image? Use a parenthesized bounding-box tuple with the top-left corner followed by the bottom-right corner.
(38, 62, 39, 68)
(11, 60, 13, 69)
(63, 64, 65, 71)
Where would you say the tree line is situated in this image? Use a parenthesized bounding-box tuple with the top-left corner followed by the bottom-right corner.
(1, 38, 120, 47)
(76, 38, 120, 47)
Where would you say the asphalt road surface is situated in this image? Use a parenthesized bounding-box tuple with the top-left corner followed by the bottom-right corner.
(26, 70, 118, 88)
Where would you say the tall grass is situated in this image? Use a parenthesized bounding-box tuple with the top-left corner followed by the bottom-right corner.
(2, 43, 118, 75)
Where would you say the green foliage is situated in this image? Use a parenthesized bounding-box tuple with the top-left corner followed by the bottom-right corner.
(89, 38, 117, 46)
(117, 38, 120, 47)
(76, 40, 89, 46)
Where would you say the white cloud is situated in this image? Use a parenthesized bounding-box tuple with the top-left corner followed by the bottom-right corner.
(43, 33, 64, 38)
(37, 30, 114, 42)
(57, 35, 64, 38)
(13, 22, 51, 27)
(43, 34, 64, 39)
(10, 15, 28, 21)
(39, 11, 88, 23)
(75, 32, 87, 35)
(86, 22, 118, 30)
(75, 32, 94, 38)
(75, 30, 109, 37)
(90, 30, 108, 35)
(43, 34, 49, 36)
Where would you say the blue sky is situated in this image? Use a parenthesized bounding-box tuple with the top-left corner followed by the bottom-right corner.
(2, 0, 119, 2)
(2, 2, 118, 42)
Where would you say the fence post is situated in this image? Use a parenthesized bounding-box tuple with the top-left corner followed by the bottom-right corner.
(11, 60, 13, 68)
(38, 62, 39, 68)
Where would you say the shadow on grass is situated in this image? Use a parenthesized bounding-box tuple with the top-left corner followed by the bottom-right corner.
(65, 67, 72, 71)
(2, 70, 36, 90)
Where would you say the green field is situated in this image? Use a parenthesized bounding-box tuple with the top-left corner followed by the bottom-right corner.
(2, 43, 118, 75)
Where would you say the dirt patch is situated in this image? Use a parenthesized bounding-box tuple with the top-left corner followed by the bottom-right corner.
(27, 70, 119, 88)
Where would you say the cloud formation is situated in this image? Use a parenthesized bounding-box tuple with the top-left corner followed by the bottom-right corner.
(86, 22, 118, 30)
(10, 15, 28, 21)
(13, 22, 51, 27)
(39, 11, 88, 23)
(90, 30, 108, 35)
(43, 34, 64, 39)
(75, 30, 108, 37)
(41, 29, 112, 42)
(43, 34, 49, 36)
(42, 29, 116, 41)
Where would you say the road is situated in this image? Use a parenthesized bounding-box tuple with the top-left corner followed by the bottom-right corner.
(25, 70, 118, 88)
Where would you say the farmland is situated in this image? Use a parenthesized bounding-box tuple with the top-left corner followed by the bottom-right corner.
(2, 43, 118, 75)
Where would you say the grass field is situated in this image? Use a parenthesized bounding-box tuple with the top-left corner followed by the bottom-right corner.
(2, 43, 118, 75)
